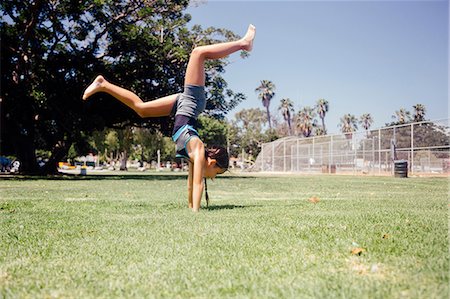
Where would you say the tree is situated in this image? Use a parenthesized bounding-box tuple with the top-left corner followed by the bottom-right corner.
(360, 113, 374, 137)
(297, 106, 317, 138)
(1, 1, 247, 174)
(315, 98, 329, 134)
(105, 130, 120, 161)
(339, 114, 358, 137)
(314, 127, 326, 136)
(204, 76, 246, 120)
(234, 108, 267, 132)
(132, 128, 165, 163)
(230, 108, 271, 158)
(255, 80, 276, 129)
(197, 115, 228, 147)
(392, 108, 411, 125)
(412, 104, 426, 122)
(278, 98, 294, 135)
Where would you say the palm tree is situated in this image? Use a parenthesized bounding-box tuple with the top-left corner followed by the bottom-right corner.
(412, 104, 426, 122)
(315, 126, 326, 136)
(339, 114, 358, 138)
(359, 113, 374, 137)
(297, 106, 317, 137)
(316, 98, 329, 134)
(255, 80, 276, 129)
(392, 108, 411, 124)
(278, 98, 294, 135)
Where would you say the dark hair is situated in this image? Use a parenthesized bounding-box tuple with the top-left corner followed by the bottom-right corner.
(204, 145, 229, 207)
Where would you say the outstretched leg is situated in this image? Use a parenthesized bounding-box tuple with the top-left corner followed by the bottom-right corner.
(184, 24, 256, 86)
(82, 75, 178, 118)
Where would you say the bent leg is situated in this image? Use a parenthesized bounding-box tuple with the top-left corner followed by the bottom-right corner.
(83, 75, 178, 118)
(184, 24, 255, 86)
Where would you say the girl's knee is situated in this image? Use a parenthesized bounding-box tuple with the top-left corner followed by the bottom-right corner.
(191, 46, 206, 59)
(135, 103, 146, 118)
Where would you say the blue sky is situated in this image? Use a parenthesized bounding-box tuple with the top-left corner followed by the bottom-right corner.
(186, 0, 448, 133)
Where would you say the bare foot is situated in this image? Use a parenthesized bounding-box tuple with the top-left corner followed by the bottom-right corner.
(242, 24, 256, 51)
(82, 75, 105, 100)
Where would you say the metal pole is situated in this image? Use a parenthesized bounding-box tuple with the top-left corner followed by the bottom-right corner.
(321, 144, 323, 167)
(291, 145, 294, 172)
(312, 137, 315, 169)
(354, 135, 357, 174)
(308, 144, 311, 171)
(330, 135, 333, 174)
(372, 137, 375, 174)
(0, 97, 2, 156)
(272, 142, 275, 172)
(242, 148, 245, 170)
(378, 129, 381, 174)
(157, 149, 161, 170)
(283, 139, 286, 172)
(410, 123, 414, 174)
(297, 139, 299, 171)
(428, 149, 431, 173)
(261, 143, 264, 171)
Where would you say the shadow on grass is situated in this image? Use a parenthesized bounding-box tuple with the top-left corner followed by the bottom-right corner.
(206, 204, 253, 211)
(0, 172, 256, 181)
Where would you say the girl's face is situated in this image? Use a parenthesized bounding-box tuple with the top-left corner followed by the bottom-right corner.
(204, 158, 226, 179)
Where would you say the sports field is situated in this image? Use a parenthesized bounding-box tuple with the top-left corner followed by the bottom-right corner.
(0, 173, 448, 298)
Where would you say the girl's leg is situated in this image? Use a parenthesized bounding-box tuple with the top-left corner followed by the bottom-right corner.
(184, 24, 255, 86)
(82, 75, 178, 118)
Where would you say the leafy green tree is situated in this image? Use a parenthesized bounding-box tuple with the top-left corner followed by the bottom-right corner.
(132, 128, 165, 162)
(104, 130, 120, 161)
(1, 1, 246, 174)
(230, 108, 272, 158)
(278, 98, 294, 135)
(197, 115, 228, 147)
(255, 80, 276, 129)
(315, 98, 329, 134)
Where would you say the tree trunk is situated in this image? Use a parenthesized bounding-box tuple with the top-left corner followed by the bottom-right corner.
(41, 141, 72, 175)
(287, 117, 292, 135)
(266, 106, 272, 129)
(15, 134, 39, 174)
(321, 117, 326, 133)
(119, 151, 128, 171)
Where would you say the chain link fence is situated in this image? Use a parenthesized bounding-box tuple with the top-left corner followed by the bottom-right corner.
(252, 119, 450, 175)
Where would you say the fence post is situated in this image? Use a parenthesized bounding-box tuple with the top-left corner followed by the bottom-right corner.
(354, 135, 357, 174)
(272, 142, 275, 172)
(372, 137, 375, 174)
(378, 129, 381, 174)
(297, 139, 299, 171)
(411, 123, 414, 174)
(312, 137, 315, 168)
(291, 145, 294, 171)
(330, 135, 334, 174)
(261, 143, 264, 171)
(283, 139, 286, 172)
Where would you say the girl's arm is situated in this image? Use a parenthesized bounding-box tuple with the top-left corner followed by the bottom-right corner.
(187, 138, 205, 212)
(187, 162, 194, 209)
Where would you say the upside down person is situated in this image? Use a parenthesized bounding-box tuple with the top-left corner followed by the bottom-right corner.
(82, 24, 256, 211)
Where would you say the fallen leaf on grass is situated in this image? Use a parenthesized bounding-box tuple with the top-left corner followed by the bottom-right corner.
(308, 196, 320, 203)
(0, 271, 9, 282)
(351, 247, 365, 255)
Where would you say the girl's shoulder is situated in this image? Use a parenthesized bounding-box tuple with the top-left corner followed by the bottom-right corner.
(186, 137, 205, 160)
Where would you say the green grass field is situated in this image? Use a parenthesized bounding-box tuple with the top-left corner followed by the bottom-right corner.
(1, 173, 448, 298)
